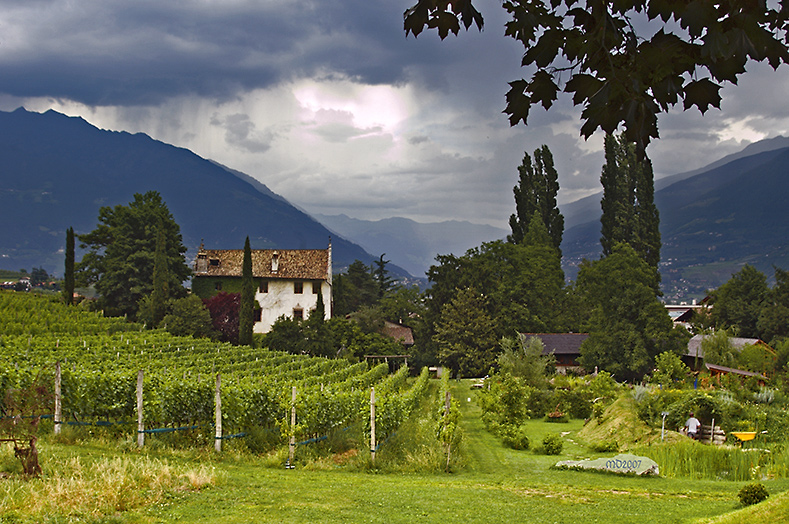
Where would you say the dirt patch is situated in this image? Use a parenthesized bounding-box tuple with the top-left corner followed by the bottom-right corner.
(332, 449, 358, 465)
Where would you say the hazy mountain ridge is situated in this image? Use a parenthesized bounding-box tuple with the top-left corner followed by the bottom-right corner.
(561, 145, 789, 299)
(0, 108, 402, 276)
(561, 135, 789, 230)
(314, 214, 508, 277)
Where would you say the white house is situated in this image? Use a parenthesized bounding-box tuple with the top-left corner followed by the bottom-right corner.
(192, 243, 332, 333)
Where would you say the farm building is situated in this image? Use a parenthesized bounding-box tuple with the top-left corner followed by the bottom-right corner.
(192, 243, 332, 334)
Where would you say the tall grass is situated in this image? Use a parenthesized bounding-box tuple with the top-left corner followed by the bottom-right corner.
(0, 453, 218, 522)
(632, 440, 771, 481)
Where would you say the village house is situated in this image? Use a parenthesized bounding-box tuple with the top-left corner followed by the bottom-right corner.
(683, 334, 775, 372)
(526, 333, 590, 374)
(192, 243, 332, 334)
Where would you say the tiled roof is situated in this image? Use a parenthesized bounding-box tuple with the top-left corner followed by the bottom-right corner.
(522, 333, 589, 355)
(382, 321, 414, 345)
(194, 248, 330, 280)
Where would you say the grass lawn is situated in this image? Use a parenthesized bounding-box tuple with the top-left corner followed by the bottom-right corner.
(4, 380, 788, 523)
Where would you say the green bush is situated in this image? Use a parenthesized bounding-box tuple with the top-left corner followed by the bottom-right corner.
(525, 388, 555, 419)
(555, 388, 593, 419)
(499, 424, 530, 450)
(476, 374, 530, 427)
(545, 412, 569, 423)
(592, 401, 605, 423)
(586, 371, 620, 401)
(738, 482, 769, 506)
(590, 440, 619, 452)
(541, 433, 563, 455)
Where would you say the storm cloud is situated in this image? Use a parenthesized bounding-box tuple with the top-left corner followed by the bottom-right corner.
(2, 1, 788, 227)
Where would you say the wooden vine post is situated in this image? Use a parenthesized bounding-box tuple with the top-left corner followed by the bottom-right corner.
(136, 369, 144, 448)
(54, 362, 62, 435)
(287, 386, 296, 468)
(444, 390, 452, 471)
(370, 387, 376, 463)
(215, 373, 222, 452)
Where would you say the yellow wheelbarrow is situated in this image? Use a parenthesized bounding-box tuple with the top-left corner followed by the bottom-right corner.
(731, 431, 758, 448)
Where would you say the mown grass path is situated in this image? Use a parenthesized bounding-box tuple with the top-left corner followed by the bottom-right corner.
(125, 380, 782, 524)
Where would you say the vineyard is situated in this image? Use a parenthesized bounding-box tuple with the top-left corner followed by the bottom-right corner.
(0, 291, 431, 453)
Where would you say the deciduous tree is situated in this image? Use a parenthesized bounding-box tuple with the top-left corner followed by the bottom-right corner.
(203, 292, 240, 344)
(508, 145, 563, 252)
(434, 287, 498, 377)
(577, 243, 687, 381)
(497, 334, 554, 388)
(404, 0, 789, 156)
(76, 191, 189, 319)
(757, 267, 789, 343)
(710, 265, 769, 338)
(161, 295, 216, 339)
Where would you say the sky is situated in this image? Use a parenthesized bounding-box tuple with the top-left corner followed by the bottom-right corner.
(2, 0, 789, 228)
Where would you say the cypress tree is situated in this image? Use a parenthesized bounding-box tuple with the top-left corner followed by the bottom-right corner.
(311, 290, 326, 326)
(63, 227, 75, 306)
(150, 223, 169, 327)
(238, 236, 255, 346)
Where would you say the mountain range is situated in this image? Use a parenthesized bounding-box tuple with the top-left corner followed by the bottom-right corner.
(0, 108, 394, 276)
(1, 107, 786, 301)
(561, 142, 789, 300)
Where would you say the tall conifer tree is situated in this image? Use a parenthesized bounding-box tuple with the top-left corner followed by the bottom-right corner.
(373, 254, 395, 298)
(238, 236, 254, 346)
(599, 134, 661, 288)
(508, 145, 564, 253)
(63, 227, 75, 306)
(150, 223, 169, 327)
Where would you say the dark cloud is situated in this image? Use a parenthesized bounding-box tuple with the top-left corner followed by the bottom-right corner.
(0, 0, 528, 127)
(210, 113, 275, 153)
(0, 2, 496, 105)
(3, 1, 782, 227)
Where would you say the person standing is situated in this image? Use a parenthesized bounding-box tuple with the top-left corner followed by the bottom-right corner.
(685, 412, 701, 440)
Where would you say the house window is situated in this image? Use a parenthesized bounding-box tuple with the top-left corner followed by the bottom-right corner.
(259, 281, 268, 293)
(293, 308, 304, 320)
(294, 281, 303, 294)
(253, 308, 262, 322)
(209, 258, 220, 266)
(312, 281, 321, 294)
(271, 252, 279, 273)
